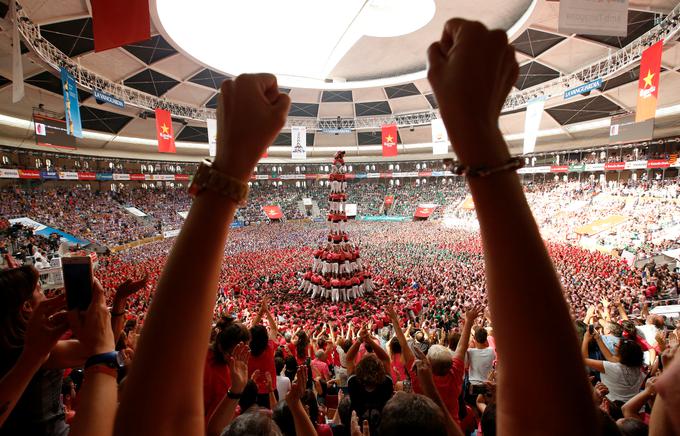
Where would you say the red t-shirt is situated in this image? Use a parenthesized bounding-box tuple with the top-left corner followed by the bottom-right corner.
(311, 358, 331, 380)
(203, 349, 231, 420)
(248, 339, 278, 394)
(409, 356, 465, 425)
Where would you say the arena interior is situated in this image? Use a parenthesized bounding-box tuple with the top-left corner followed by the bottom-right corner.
(0, 1, 679, 435)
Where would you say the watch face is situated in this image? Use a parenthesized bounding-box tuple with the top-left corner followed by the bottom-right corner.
(116, 351, 124, 367)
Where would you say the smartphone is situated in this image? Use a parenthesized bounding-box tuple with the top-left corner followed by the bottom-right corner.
(62, 256, 93, 311)
(588, 324, 595, 335)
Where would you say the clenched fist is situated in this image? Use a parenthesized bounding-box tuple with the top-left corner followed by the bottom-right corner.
(213, 74, 291, 182)
(427, 19, 519, 167)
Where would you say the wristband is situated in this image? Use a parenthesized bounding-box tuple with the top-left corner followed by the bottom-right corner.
(84, 364, 118, 379)
(84, 351, 120, 370)
(444, 157, 524, 178)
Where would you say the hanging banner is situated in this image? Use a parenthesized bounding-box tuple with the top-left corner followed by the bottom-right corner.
(558, 0, 629, 37)
(636, 41, 663, 123)
(523, 98, 545, 154)
(431, 118, 449, 155)
(291, 126, 307, 159)
(60, 68, 83, 138)
(155, 108, 176, 153)
(610, 113, 654, 144)
(91, 0, 150, 52)
(381, 124, 398, 157)
(10, 0, 24, 103)
(206, 118, 218, 157)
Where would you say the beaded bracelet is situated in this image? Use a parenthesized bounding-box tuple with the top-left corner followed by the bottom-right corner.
(444, 157, 524, 178)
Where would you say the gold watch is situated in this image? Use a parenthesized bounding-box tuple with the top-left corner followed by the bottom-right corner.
(188, 159, 249, 206)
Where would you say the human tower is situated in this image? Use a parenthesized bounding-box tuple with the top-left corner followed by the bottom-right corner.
(299, 151, 373, 301)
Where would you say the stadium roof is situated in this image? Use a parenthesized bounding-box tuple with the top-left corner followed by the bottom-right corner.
(0, 0, 679, 162)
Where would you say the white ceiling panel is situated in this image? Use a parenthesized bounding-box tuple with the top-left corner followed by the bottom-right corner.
(388, 95, 430, 114)
(539, 38, 609, 74)
(151, 53, 203, 82)
(318, 102, 354, 118)
(163, 83, 214, 107)
(79, 49, 145, 82)
(288, 88, 321, 104)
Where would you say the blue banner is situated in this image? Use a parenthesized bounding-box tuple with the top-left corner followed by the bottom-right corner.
(355, 173, 367, 179)
(39, 171, 58, 180)
(96, 172, 113, 181)
(60, 68, 82, 138)
(564, 78, 603, 99)
(94, 88, 125, 109)
(34, 225, 89, 246)
(230, 221, 244, 229)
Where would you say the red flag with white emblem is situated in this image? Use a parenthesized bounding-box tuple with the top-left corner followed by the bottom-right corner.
(155, 109, 176, 153)
(636, 41, 663, 122)
(381, 124, 398, 157)
(263, 205, 283, 220)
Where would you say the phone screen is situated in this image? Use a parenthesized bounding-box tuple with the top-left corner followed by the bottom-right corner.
(63, 261, 93, 310)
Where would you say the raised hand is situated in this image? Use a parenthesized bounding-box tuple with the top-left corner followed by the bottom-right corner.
(351, 411, 370, 436)
(69, 279, 115, 356)
(23, 294, 69, 362)
(286, 365, 308, 404)
(115, 276, 149, 300)
(386, 305, 398, 322)
(228, 342, 250, 393)
(464, 306, 482, 323)
(426, 19, 518, 166)
(213, 74, 291, 182)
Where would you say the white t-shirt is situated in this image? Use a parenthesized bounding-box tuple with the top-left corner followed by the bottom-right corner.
(601, 361, 645, 402)
(466, 348, 495, 385)
(276, 375, 291, 402)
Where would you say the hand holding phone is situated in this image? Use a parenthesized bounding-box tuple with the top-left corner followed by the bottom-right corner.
(62, 256, 93, 311)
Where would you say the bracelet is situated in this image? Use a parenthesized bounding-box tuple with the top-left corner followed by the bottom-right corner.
(84, 364, 118, 379)
(445, 157, 524, 178)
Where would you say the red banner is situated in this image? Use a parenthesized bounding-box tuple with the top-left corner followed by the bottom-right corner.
(380, 172, 393, 179)
(636, 41, 663, 122)
(418, 171, 433, 177)
(18, 170, 40, 179)
(384, 195, 394, 206)
(174, 174, 189, 181)
(604, 162, 625, 171)
(263, 205, 283, 220)
(155, 108, 176, 153)
(130, 173, 146, 181)
(381, 124, 398, 157)
(92, 0, 150, 52)
(647, 159, 670, 169)
(550, 165, 569, 173)
(77, 172, 96, 180)
(414, 206, 436, 218)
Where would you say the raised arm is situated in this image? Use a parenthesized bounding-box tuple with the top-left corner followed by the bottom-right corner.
(110, 276, 148, 339)
(593, 332, 618, 363)
(454, 307, 481, 361)
(364, 331, 391, 374)
(206, 343, 250, 436)
(387, 305, 414, 366)
(345, 337, 362, 375)
(427, 19, 597, 435)
(114, 74, 290, 436)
